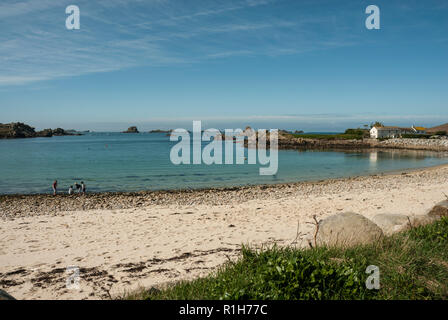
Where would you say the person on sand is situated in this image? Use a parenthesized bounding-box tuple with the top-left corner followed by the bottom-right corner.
(74, 182, 81, 193)
(68, 186, 73, 195)
(81, 181, 86, 194)
(52, 180, 58, 195)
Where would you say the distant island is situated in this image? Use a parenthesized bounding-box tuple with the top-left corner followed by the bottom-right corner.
(149, 129, 172, 133)
(0, 122, 82, 139)
(66, 129, 90, 134)
(122, 126, 139, 133)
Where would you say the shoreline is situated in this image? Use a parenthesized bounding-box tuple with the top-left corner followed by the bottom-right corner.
(1, 163, 448, 299)
(2, 159, 448, 198)
(2, 144, 448, 199)
(2, 162, 448, 219)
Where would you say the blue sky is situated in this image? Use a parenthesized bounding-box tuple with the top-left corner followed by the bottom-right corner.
(0, 0, 447, 131)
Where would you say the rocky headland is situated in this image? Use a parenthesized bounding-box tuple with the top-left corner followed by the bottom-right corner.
(0, 122, 81, 139)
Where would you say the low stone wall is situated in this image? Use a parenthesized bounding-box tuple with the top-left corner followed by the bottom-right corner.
(376, 138, 448, 151)
(276, 136, 448, 152)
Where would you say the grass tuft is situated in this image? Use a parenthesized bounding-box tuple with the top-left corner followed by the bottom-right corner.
(125, 217, 448, 300)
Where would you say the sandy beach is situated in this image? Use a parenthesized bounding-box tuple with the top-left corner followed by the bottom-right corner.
(1, 164, 448, 300)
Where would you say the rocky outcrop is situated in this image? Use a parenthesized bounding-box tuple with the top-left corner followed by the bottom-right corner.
(123, 126, 139, 133)
(316, 212, 384, 247)
(36, 128, 53, 137)
(0, 122, 80, 139)
(36, 128, 79, 137)
(0, 122, 36, 139)
(52, 128, 70, 136)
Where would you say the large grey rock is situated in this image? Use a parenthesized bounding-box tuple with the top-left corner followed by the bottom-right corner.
(427, 200, 448, 218)
(394, 215, 440, 233)
(0, 289, 16, 300)
(410, 215, 439, 227)
(316, 212, 384, 247)
(371, 214, 410, 236)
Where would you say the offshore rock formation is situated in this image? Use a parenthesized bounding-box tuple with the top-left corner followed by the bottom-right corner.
(122, 126, 139, 133)
(149, 129, 172, 133)
(0, 122, 79, 139)
(0, 122, 35, 138)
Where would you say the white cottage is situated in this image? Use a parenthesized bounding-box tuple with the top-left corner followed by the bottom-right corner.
(370, 126, 426, 139)
(370, 126, 402, 139)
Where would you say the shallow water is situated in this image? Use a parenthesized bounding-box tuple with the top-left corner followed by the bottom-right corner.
(1, 132, 447, 195)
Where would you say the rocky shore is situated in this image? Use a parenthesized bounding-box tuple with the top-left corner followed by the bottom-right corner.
(276, 134, 448, 152)
(239, 130, 448, 152)
(0, 122, 81, 139)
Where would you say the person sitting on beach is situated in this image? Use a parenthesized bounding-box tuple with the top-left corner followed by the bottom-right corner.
(52, 180, 58, 196)
(68, 186, 73, 195)
(74, 182, 81, 193)
(81, 181, 86, 194)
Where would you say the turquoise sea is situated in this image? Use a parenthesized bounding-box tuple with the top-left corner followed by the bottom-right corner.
(1, 132, 447, 195)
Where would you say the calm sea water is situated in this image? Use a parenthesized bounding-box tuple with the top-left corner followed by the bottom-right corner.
(1, 132, 447, 195)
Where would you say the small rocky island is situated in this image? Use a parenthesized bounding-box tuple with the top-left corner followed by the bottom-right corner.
(149, 129, 172, 133)
(0, 122, 81, 139)
(122, 126, 139, 133)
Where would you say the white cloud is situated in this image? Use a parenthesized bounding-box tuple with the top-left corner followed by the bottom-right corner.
(0, 0, 357, 86)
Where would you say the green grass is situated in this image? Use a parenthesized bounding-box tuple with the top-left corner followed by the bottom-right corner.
(288, 128, 369, 140)
(126, 217, 448, 300)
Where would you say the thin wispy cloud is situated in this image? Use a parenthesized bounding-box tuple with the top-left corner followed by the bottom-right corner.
(42, 113, 444, 132)
(0, 0, 359, 86)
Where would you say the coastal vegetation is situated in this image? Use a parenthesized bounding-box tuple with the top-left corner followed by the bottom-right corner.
(291, 128, 369, 141)
(127, 217, 448, 300)
(371, 121, 384, 128)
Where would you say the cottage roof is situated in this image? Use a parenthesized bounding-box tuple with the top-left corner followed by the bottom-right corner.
(373, 126, 413, 131)
(413, 126, 426, 131)
(374, 126, 399, 130)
